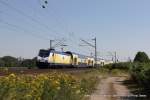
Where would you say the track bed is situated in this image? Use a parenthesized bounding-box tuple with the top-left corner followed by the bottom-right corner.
(0, 67, 92, 76)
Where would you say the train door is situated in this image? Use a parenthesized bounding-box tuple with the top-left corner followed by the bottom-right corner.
(74, 58, 77, 65)
(92, 61, 94, 67)
(88, 60, 90, 66)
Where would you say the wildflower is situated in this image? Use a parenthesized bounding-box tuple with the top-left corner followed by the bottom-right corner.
(76, 90, 81, 94)
(56, 86, 60, 90)
(9, 73, 16, 78)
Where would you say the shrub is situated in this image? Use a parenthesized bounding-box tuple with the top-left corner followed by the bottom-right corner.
(104, 62, 132, 71)
(130, 63, 150, 92)
(134, 51, 150, 63)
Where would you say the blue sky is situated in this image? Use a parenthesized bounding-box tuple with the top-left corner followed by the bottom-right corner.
(0, 0, 150, 61)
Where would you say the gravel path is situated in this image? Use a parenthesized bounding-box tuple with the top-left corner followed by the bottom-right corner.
(90, 76, 132, 100)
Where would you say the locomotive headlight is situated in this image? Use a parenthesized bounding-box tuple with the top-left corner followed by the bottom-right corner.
(44, 57, 48, 62)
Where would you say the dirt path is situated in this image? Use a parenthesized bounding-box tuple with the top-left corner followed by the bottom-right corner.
(90, 76, 132, 100)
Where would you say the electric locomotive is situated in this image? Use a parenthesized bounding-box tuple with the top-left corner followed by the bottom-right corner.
(36, 49, 95, 68)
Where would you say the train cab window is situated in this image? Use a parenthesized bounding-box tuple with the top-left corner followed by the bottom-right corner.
(38, 50, 49, 57)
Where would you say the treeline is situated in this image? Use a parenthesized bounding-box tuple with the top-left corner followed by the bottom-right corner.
(0, 56, 36, 68)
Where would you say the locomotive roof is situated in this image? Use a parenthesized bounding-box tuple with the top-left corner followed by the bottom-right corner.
(50, 50, 70, 56)
(39, 49, 70, 56)
(39, 49, 94, 58)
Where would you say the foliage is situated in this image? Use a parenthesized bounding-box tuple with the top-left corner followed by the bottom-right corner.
(104, 62, 132, 71)
(80, 76, 99, 94)
(134, 51, 150, 63)
(0, 67, 8, 73)
(130, 63, 150, 90)
(0, 73, 83, 100)
(0, 72, 100, 100)
(0, 56, 36, 68)
(129, 51, 150, 94)
(0, 59, 5, 67)
(1, 56, 18, 67)
(21, 58, 36, 68)
(104, 60, 150, 92)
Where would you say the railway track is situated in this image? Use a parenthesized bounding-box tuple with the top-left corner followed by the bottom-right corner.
(0, 67, 93, 76)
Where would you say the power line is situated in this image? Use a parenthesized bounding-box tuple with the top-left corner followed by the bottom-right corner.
(0, 0, 81, 52)
(107, 51, 118, 63)
(37, 0, 82, 51)
(0, 0, 63, 37)
(0, 10, 57, 39)
(1, 0, 79, 49)
(41, 1, 70, 35)
(80, 37, 98, 67)
(0, 20, 69, 54)
(39, 1, 78, 49)
(0, 19, 49, 40)
(37, 0, 79, 49)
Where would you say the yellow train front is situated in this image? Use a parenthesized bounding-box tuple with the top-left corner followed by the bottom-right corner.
(36, 49, 72, 68)
(36, 49, 95, 68)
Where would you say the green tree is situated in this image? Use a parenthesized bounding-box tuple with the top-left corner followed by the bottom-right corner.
(21, 57, 36, 68)
(1, 56, 18, 67)
(134, 51, 150, 63)
(0, 58, 5, 67)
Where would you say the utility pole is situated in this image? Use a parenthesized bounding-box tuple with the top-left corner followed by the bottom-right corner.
(50, 40, 54, 49)
(108, 51, 117, 63)
(115, 51, 117, 63)
(92, 37, 97, 67)
(80, 37, 97, 67)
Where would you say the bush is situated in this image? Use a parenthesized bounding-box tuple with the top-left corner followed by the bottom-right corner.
(0, 56, 36, 68)
(130, 63, 150, 89)
(104, 62, 132, 71)
(134, 51, 150, 63)
(21, 59, 36, 68)
(1, 56, 18, 67)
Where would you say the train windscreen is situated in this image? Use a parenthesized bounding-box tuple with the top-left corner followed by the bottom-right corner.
(38, 50, 49, 57)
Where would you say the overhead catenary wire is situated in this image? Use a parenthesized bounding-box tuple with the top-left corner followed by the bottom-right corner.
(0, 0, 70, 49)
(0, 0, 87, 54)
(37, 0, 79, 50)
(36, 0, 82, 51)
(0, 0, 77, 49)
(0, 0, 64, 38)
(39, 0, 70, 34)
(26, 1, 71, 48)
(0, 19, 50, 40)
(37, 0, 80, 49)
(0, 10, 57, 39)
